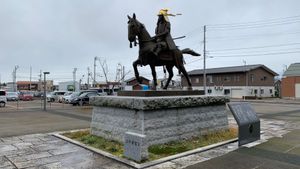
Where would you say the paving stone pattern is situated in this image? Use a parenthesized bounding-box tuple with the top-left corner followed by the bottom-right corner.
(0, 117, 292, 169)
(146, 117, 293, 169)
(0, 134, 132, 169)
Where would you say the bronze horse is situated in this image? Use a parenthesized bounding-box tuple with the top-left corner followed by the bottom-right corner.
(127, 13, 200, 90)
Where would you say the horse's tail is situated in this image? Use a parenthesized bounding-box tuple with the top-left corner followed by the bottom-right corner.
(181, 48, 201, 56)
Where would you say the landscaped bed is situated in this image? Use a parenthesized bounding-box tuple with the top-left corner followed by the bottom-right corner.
(62, 128, 237, 162)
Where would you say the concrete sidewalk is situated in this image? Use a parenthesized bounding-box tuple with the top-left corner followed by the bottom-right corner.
(0, 117, 294, 169)
(0, 134, 132, 169)
(185, 129, 300, 169)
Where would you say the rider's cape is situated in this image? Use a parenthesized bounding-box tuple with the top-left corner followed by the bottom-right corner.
(155, 21, 177, 50)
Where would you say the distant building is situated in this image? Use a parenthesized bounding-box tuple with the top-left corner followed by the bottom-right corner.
(6, 80, 53, 92)
(58, 81, 80, 92)
(124, 76, 150, 90)
(281, 63, 300, 98)
(94, 82, 121, 90)
(157, 78, 181, 89)
(182, 64, 278, 98)
(274, 79, 281, 98)
(17, 81, 39, 91)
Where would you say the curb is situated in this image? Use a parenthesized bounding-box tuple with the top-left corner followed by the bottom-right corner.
(53, 132, 238, 169)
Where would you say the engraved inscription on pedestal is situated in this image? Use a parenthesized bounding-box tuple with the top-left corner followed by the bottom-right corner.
(124, 132, 148, 162)
(228, 102, 260, 146)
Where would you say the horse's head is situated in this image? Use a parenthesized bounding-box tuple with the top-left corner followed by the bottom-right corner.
(127, 13, 143, 47)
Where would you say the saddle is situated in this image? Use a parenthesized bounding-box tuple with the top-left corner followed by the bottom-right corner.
(158, 50, 175, 61)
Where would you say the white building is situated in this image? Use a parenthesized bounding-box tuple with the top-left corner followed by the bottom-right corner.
(58, 81, 80, 92)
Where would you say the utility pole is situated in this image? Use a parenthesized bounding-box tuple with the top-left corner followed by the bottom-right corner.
(39, 70, 42, 91)
(243, 60, 248, 100)
(13, 65, 19, 92)
(203, 25, 207, 95)
(87, 67, 90, 89)
(29, 66, 32, 91)
(43, 72, 50, 111)
(73, 68, 77, 92)
(94, 56, 98, 87)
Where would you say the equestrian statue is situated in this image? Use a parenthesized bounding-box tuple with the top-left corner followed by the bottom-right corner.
(127, 9, 200, 90)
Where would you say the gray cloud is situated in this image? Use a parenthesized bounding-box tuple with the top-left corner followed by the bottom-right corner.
(0, 0, 299, 83)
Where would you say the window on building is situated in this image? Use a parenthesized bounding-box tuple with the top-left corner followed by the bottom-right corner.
(260, 89, 264, 94)
(250, 74, 254, 82)
(207, 75, 213, 83)
(224, 89, 230, 95)
(195, 78, 199, 83)
(234, 75, 240, 82)
(224, 76, 231, 82)
(261, 76, 267, 81)
(208, 89, 212, 94)
(254, 89, 257, 95)
(269, 89, 273, 94)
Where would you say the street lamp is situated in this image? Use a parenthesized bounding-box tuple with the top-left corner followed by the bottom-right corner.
(43, 72, 50, 111)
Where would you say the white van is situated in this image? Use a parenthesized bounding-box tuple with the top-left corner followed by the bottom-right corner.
(0, 90, 7, 107)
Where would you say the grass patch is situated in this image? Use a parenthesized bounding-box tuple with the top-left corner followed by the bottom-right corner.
(63, 128, 237, 162)
(148, 128, 237, 160)
(63, 130, 124, 157)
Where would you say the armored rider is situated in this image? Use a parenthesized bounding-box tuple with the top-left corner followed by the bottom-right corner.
(153, 9, 177, 56)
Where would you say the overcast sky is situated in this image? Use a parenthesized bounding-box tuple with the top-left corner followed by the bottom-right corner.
(0, 0, 299, 84)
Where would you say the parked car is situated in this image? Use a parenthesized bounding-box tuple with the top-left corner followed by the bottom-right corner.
(33, 91, 43, 97)
(85, 88, 107, 96)
(69, 90, 99, 104)
(19, 92, 33, 101)
(6, 92, 19, 101)
(47, 91, 66, 102)
(0, 90, 7, 107)
(70, 92, 100, 106)
(104, 88, 119, 95)
(58, 91, 73, 103)
(63, 92, 80, 103)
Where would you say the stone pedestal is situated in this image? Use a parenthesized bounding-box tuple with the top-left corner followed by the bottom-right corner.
(90, 95, 229, 146)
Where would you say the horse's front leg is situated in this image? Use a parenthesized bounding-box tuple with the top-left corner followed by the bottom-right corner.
(150, 65, 157, 90)
(163, 65, 174, 90)
(133, 59, 142, 84)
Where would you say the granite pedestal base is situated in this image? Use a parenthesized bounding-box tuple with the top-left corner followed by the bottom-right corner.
(90, 96, 229, 146)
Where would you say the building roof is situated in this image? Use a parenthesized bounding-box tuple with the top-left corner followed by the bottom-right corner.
(124, 76, 150, 82)
(17, 81, 39, 85)
(187, 64, 278, 76)
(283, 63, 300, 77)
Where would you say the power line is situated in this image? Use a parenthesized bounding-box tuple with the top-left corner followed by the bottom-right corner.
(207, 15, 300, 27)
(209, 48, 300, 55)
(208, 42, 300, 52)
(207, 20, 300, 31)
(210, 50, 300, 58)
(207, 31, 300, 40)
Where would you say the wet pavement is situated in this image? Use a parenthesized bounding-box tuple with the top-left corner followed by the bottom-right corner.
(0, 134, 132, 169)
(0, 117, 293, 169)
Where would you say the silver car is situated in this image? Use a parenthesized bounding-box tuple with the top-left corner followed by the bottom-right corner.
(6, 92, 19, 101)
(47, 91, 66, 102)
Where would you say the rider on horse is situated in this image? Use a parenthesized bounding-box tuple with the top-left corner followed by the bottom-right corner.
(153, 9, 177, 56)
